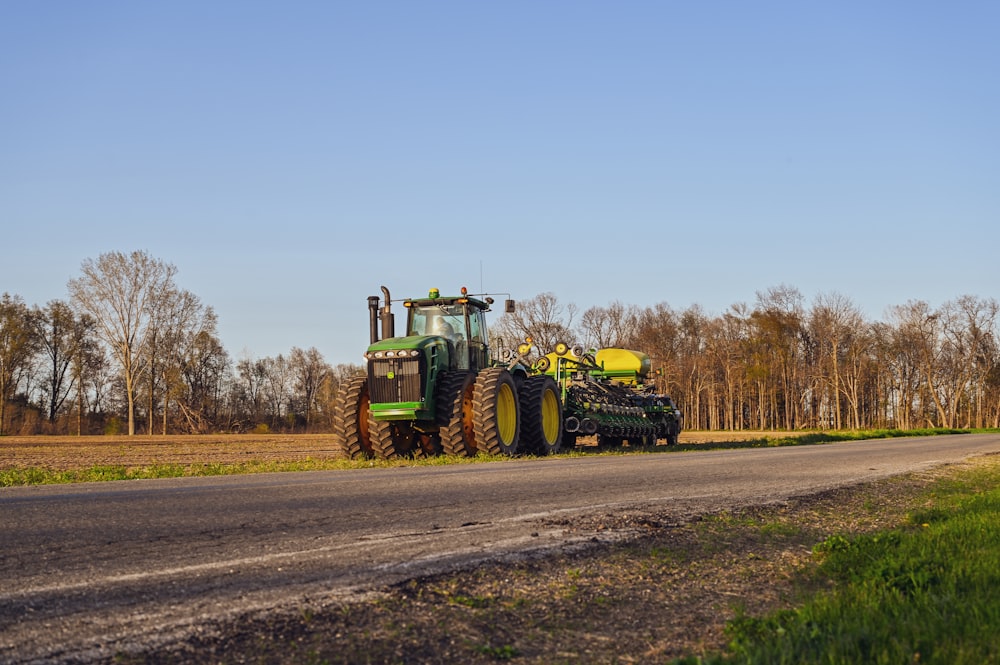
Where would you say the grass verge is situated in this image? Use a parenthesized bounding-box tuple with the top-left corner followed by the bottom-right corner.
(681, 455, 1000, 665)
(0, 456, 482, 487)
(669, 427, 977, 453)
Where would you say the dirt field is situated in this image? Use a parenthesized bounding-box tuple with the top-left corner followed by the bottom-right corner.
(0, 430, 799, 471)
(0, 433, 343, 471)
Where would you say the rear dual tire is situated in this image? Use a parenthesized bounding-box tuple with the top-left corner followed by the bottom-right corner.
(519, 375, 563, 455)
(473, 368, 520, 456)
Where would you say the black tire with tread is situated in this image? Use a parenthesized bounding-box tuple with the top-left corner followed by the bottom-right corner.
(368, 416, 419, 460)
(332, 375, 374, 459)
(435, 371, 477, 456)
(519, 375, 563, 455)
(473, 368, 520, 456)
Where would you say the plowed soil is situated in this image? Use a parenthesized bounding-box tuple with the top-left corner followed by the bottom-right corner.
(0, 430, 794, 471)
(0, 433, 343, 470)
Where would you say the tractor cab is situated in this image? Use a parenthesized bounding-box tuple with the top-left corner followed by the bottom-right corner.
(405, 287, 492, 371)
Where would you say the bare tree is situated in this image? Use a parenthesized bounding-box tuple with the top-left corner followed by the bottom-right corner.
(958, 298, 1000, 428)
(709, 304, 752, 430)
(0, 293, 39, 435)
(628, 303, 680, 364)
(750, 285, 806, 430)
(33, 300, 96, 426)
(491, 292, 578, 357)
(674, 305, 715, 430)
(148, 290, 216, 433)
(289, 346, 331, 429)
(175, 327, 229, 433)
(68, 250, 179, 435)
(840, 321, 878, 430)
(261, 354, 293, 429)
(937, 295, 999, 428)
(887, 300, 943, 427)
(808, 292, 865, 429)
(579, 301, 641, 350)
(71, 325, 106, 435)
(236, 355, 269, 426)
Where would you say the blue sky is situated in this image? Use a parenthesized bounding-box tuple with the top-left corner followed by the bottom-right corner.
(3, 2, 997, 366)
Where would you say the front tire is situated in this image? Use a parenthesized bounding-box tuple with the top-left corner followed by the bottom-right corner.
(368, 417, 418, 460)
(332, 375, 374, 459)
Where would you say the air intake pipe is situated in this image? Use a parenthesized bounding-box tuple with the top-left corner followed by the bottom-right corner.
(367, 295, 381, 344)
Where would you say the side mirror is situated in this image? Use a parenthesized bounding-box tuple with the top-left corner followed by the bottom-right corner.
(505, 299, 515, 313)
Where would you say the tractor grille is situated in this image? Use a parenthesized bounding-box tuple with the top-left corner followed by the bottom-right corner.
(368, 356, 425, 404)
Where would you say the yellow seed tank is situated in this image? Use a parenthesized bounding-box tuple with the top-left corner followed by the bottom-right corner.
(594, 348, 651, 384)
(542, 347, 651, 384)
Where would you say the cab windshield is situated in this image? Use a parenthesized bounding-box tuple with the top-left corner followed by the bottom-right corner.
(408, 303, 485, 344)
(409, 304, 465, 339)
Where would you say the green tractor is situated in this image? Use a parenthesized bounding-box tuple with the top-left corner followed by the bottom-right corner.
(332, 286, 564, 460)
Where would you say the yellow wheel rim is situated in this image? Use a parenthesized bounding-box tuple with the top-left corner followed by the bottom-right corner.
(541, 389, 560, 444)
(497, 382, 517, 444)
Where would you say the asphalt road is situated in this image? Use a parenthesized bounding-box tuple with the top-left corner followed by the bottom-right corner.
(2, 434, 998, 663)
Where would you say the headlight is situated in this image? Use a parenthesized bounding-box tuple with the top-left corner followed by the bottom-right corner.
(372, 349, 420, 359)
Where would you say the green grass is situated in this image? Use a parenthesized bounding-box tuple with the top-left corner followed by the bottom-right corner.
(668, 427, 980, 454)
(0, 459, 351, 486)
(676, 458, 1000, 665)
(474, 643, 520, 660)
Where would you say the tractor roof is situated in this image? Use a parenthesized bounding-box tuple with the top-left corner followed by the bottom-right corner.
(403, 287, 492, 311)
(404, 295, 490, 310)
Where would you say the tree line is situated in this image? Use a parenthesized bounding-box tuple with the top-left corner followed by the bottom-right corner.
(2, 251, 998, 435)
(0, 251, 358, 436)
(492, 286, 1000, 431)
